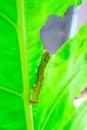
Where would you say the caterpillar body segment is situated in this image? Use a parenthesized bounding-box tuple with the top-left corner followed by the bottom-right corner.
(30, 50, 50, 104)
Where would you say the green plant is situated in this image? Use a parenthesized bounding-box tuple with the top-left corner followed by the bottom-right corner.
(0, 0, 87, 130)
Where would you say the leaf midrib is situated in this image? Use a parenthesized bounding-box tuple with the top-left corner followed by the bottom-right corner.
(0, 1, 34, 130)
(17, 0, 34, 130)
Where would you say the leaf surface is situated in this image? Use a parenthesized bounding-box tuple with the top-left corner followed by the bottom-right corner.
(0, 1, 30, 129)
(25, 0, 82, 88)
(0, 0, 83, 129)
(33, 23, 87, 130)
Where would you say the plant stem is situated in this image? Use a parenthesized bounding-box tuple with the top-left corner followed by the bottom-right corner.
(17, 0, 34, 130)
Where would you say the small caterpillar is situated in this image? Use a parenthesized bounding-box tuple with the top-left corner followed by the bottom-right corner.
(30, 50, 50, 104)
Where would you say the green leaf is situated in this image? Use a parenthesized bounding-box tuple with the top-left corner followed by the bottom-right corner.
(33, 23, 87, 130)
(63, 99, 87, 130)
(0, 1, 33, 129)
(0, 0, 83, 129)
(25, 0, 82, 88)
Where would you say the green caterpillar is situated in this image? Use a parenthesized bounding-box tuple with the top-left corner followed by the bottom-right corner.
(30, 50, 50, 104)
